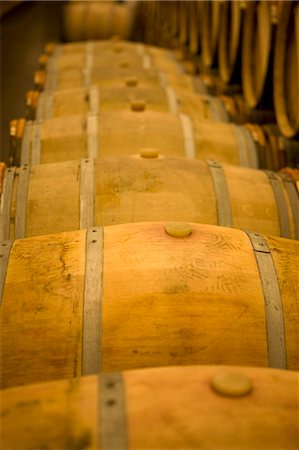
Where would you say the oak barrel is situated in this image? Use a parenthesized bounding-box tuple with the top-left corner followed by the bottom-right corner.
(13, 112, 258, 167)
(1, 365, 298, 450)
(273, 1, 299, 137)
(1, 222, 298, 389)
(1, 157, 298, 240)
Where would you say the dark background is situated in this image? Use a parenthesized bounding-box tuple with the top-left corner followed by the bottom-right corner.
(1, 1, 63, 163)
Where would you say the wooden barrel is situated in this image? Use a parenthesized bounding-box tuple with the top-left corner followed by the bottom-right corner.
(62, 0, 136, 42)
(188, 1, 203, 56)
(31, 86, 229, 124)
(0, 162, 6, 195)
(242, 1, 275, 109)
(218, 0, 243, 84)
(274, 1, 299, 138)
(200, 0, 221, 69)
(1, 157, 298, 241)
(1, 222, 298, 389)
(12, 112, 258, 168)
(1, 365, 297, 450)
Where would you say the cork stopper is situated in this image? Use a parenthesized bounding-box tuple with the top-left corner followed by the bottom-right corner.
(164, 222, 192, 238)
(44, 42, 55, 55)
(140, 148, 159, 159)
(126, 77, 138, 87)
(26, 91, 40, 120)
(38, 54, 49, 68)
(210, 372, 252, 398)
(34, 70, 46, 91)
(130, 100, 146, 112)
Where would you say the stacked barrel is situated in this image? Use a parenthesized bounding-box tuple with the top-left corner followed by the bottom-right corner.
(1, 2, 299, 449)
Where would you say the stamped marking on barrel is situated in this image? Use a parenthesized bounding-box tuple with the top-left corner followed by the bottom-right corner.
(0, 168, 15, 241)
(279, 173, 299, 240)
(244, 230, 287, 369)
(207, 160, 233, 227)
(130, 100, 146, 112)
(265, 171, 291, 239)
(179, 113, 196, 159)
(80, 159, 94, 229)
(83, 227, 103, 375)
(100, 372, 128, 450)
(15, 165, 30, 239)
(0, 240, 13, 306)
(210, 372, 252, 397)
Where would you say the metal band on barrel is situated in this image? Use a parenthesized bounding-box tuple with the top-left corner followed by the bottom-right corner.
(142, 53, 152, 70)
(265, 171, 291, 239)
(192, 77, 209, 95)
(231, 124, 258, 168)
(0, 240, 13, 306)
(245, 231, 287, 369)
(87, 114, 98, 159)
(158, 71, 168, 89)
(83, 227, 103, 375)
(80, 159, 94, 230)
(279, 173, 299, 240)
(179, 113, 196, 159)
(14, 165, 30, 239)
(89, 86, 100, 115)
(31, 121, 42, 165)
(36, 93, 44, 120)
(165, 87, 178, 114)
(207, 160, 233, 227)
(44, 46, 62, 92)
(44, 93, 53, 119)
(100, 372, 128, 450)
(208, 97, 229, 122)
(20, 121, 32, 166)
(0, 167, 15, 241)
(84, 41, 94, 86)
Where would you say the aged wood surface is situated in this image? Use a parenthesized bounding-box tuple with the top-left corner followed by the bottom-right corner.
(1, 223, 298, 389)
(5, 157, 298, 239)
(1, 365, 298, 450)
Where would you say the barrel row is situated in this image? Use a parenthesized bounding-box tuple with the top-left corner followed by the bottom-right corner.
(1, 365, 297, 449)
(138, 0, 299, 139)
(0, 157, 298, 241)
(1, 223, 298, 390)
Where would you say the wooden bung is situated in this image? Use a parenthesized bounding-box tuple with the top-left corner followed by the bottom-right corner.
(2, 157, 298, 240)
(0, 223, 298, 389)
(1, 365, 297, 450)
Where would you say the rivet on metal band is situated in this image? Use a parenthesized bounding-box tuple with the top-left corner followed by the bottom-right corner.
(165, 86, 178, 114)
(14, 165, 30, 239)
(179, 113, 196, 159)
(0, 240, 13, 306)
(80, 159, 94, 230)
(20, 121, 32, 166)
(87, 114, 99, 159)
(89, 86, 100, 115)
(231, 124, 250, 167)
(0, 167, 15, 241)
(100, 372, 128, 450)
(279, 173, 299, 240)
(31, 121, 42, 165)
(36, 93, 44, 120)
(265, 171, 291, 239)
(244, 230, 287, 369)
(207, 160, 233, 227)
(83, 227, 103, 375)
(208, 97, 229, 123)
